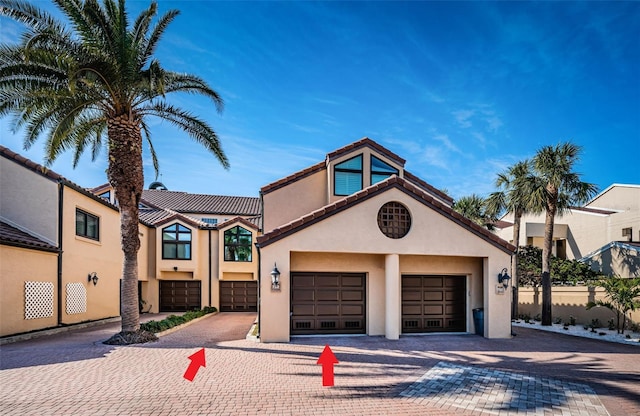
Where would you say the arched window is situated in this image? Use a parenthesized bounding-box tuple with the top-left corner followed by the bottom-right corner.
(162, 224, 192, 259)
(224, 226, 252, 262)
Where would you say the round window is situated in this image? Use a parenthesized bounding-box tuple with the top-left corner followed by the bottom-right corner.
(377, 201, 411, 239)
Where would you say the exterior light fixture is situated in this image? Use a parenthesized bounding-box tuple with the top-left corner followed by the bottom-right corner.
(498, 268, 511, 289)
(270, 263, 281, 290)
(88, 272, 99, 286)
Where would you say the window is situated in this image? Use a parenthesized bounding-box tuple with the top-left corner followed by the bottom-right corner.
(98, 190, 110, 201)
(162, 223, 192, 259)
(371, 155, 399, 185)
(377, 201, 411, 239)
(202, 218, 218, 225)
(224, 226, 252, 262)
(76, 209, 99, 240)
(334, 155, 363, 196)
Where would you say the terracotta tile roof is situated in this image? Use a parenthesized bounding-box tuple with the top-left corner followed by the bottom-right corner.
(0, 145, 62, 181)
(0, 221, 59, 253)
(326, 137, 406, 166)
(217, 216, 260, 231)
(1, 146, 118, 212)
(256, 176, 515, 254)
(261, 161, 326, 195)
(492, 220, 514, 229)
(403, 171, 454, 205)
(141, 190, 260, 215)
(138, 207, 210, 228)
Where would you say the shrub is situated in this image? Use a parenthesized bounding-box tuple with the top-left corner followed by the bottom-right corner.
(140, 307, 217, 333)
(569, 315, 576, 326)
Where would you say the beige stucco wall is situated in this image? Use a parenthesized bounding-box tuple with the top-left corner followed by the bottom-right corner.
(0, 245, 58, 337)
(0, 156, 58, 245)
(519, 286, 640, 326)
(262, 169, 327, 232)
(496, 185, 640, 260)
(259, 188, 512, 342)
(61, 187, 121, 324)
(584, 245, 640, 278)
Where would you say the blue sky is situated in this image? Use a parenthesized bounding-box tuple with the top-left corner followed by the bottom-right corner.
(1, 1, 639, 200)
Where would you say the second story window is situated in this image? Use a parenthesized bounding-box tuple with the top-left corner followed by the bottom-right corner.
(224, 226, 252, 262)
(202, 218, 218, 225)
(76, 209, 99, 240)
(162, 224, 191, 259)
(371, 155, 399, 185)
(334, 154, 363, 196)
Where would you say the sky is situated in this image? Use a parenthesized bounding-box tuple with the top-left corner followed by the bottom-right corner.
(1, 1, 639, 200)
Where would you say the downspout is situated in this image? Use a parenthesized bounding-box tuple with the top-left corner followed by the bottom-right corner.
(208, 229, 212, 306)
(56, 180, 64, 326)
(256, 243, 261, 340)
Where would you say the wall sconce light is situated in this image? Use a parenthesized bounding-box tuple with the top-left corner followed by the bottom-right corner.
(173, 266, 178, 272)
(498, 268, 511, 289)
(88, 272, 99, 286)
(270, 263, 281, 290)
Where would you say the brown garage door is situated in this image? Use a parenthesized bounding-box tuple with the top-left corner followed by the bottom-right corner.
(159, 281, 201, 312)
(291, 272, 366, 335)
(220, 281, 257, 312)
(402, 275, 466, 333)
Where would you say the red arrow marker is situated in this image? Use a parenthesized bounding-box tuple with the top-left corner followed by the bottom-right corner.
(316, 344, 339, 387)
(183, 348, 206, 381)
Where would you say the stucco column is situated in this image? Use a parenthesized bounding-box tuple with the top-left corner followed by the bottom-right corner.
(385, 253, 401, 340)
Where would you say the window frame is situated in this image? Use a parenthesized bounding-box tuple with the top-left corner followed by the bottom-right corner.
(334, 154, 363, 196)
(224, 225, 253, 262)
(370, 155, 399, 185)
(162, 223, 192, 260)
(75, 208, 100, 241)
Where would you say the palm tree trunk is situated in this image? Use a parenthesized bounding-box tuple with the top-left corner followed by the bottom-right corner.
(107, 114, 143, 333)
(511, 208, 523, 319)
(541, 204, 556, 326)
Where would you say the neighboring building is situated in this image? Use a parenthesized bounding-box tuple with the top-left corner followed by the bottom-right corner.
(1, 146, 124, 337)
(256, 138, 515, 342)
(1, 146, 260, 338)
(495, 184, 640, 278)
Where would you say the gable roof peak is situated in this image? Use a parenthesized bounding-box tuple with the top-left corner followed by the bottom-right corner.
(326, 137, 406, 166)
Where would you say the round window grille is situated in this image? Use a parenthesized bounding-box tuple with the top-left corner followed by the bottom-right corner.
(377, 201, 411, 239)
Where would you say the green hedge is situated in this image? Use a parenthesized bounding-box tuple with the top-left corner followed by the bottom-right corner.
(140, 306, 217, 333)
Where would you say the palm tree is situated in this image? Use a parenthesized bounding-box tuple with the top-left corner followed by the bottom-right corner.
(0, 0, 228, 343)
(528, 142, 597, 325)
(587, 276, 640, 334)
(452, 194, 494, 230)
(485, 160, 532, 318)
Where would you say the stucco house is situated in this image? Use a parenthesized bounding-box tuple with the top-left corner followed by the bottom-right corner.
(1, 145, 260, 337)
(256, 138, 516, 342)
(495, 184, 640, 278)
(1, 146, 125, 337)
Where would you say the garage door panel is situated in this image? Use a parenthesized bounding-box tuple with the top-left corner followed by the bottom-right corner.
(402, 291, 422, 301)
(316, 275, 339, 287)
(402, 275, 466, 333)
(402, 304, 422, 315)
(342, 275, 364, 286)
(317, 289, 339, 301)
(219, 281, 258, 312)
(341, 290, 363, 301)
(317, 304, 340, 315)
(424, 291, 443, 301)
(341, 304, 364, 315)
(424, 305, 444, 315)
(292, 289, 315, 302)
(291, 272, 365, 335)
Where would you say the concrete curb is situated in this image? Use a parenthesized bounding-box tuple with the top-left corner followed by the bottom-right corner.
(245, 322, 259, 342)
(0, 317, 121, 345)
(153, 312, 219, 337)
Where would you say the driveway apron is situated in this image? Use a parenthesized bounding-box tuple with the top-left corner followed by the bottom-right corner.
(1, 315, 638, 416)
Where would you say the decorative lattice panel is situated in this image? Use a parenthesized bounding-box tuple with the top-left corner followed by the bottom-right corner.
(66, 283, 87, 315)
(24, 281, 54, 320)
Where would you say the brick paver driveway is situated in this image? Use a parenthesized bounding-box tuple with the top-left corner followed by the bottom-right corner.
(1, 313, 638, 415)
